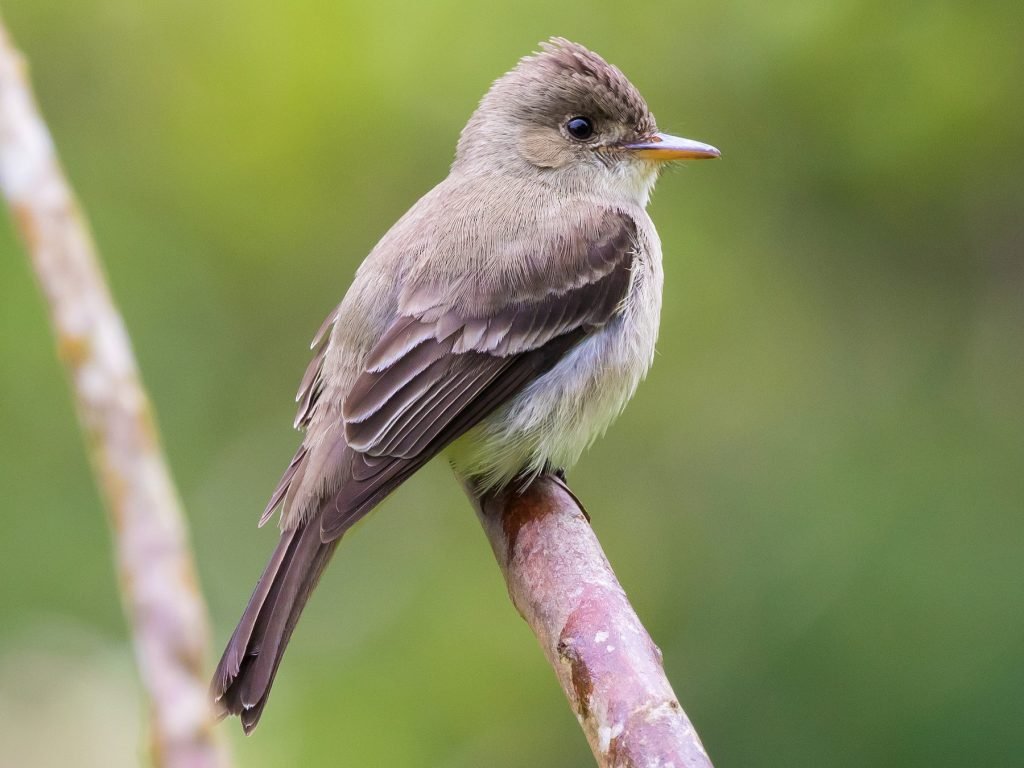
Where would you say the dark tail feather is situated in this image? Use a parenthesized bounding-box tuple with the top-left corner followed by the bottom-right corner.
(212, 515, 340, 733)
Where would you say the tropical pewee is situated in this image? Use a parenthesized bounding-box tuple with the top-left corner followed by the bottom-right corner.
(212, 37, 719, 731)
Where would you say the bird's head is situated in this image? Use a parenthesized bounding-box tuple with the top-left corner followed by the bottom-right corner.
(454, 38, 719, 205)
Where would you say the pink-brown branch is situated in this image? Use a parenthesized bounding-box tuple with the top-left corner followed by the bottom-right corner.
(0, 17, 228, 768)
(469, 475, 713, 768)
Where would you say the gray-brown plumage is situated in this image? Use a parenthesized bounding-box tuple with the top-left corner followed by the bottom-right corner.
(212, 37, 718, 732)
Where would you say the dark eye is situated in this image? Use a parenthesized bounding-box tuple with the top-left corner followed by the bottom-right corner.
(566, 116, 594, 141)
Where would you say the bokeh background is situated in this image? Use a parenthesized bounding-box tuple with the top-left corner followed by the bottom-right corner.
(1, 1, 1021, 766)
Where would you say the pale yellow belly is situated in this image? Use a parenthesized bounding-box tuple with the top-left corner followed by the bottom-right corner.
(448, 257, 662, 490)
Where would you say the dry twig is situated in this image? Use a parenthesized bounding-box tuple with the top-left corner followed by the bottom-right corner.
(0, 17, 227, 768)
(470, 475, 713, 768)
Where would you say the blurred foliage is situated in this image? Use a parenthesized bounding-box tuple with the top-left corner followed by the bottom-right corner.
(1, 0, 1022, 766)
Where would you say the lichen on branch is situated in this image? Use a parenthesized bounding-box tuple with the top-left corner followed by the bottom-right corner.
(469, 475, 713, 768)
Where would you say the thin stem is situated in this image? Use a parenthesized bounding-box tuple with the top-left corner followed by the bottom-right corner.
(0, 17, 228, 768)
(468, 474, 713, 768)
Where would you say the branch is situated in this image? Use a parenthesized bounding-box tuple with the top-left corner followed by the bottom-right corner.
(469, 475, 713, 768)
(0, 18, 228, 768)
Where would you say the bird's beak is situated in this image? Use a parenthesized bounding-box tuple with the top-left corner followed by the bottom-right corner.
(621, 132, 721, 161)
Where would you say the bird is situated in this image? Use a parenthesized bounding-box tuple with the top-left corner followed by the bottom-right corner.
(212, 37, 719, 733)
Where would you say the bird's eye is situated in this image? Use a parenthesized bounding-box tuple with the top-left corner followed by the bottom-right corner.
(566, 116, 594, 141)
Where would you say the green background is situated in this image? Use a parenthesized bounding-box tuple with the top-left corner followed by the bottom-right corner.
(1, 1, 1021, 766)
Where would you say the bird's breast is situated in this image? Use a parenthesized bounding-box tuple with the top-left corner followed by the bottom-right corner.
(449, 235, 664, 489)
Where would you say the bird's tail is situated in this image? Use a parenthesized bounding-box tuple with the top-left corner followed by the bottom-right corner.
(211, 514, 339, 733)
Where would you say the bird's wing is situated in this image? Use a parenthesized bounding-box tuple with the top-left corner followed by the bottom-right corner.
(315, 207, 639, 540)
(278, 207, 638, 541)
(213, 207, 640, 728)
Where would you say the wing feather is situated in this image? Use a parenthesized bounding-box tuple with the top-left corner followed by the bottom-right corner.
(314, 209, 640, 540)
